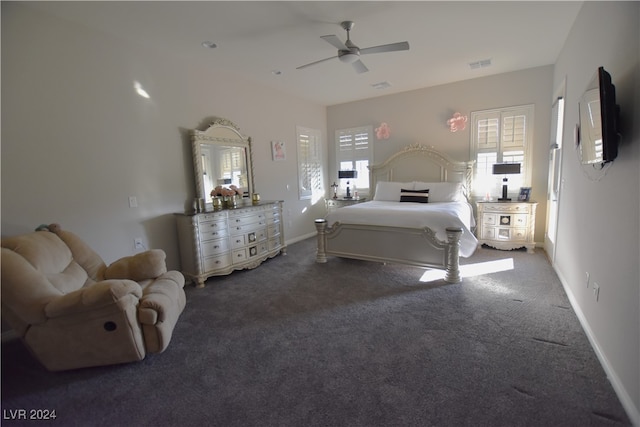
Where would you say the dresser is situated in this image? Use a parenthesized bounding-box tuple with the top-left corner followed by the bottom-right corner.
(175, 201, 285, 287)
(476, 201, 537, 253)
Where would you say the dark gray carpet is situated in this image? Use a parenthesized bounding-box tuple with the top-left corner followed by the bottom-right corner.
(1, 238, 631, 426)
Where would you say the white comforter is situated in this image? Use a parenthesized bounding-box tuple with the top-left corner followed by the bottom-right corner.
(325, 201, 478, 257)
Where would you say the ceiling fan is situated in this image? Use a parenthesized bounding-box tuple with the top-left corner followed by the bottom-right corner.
(297, 21, 410, 74)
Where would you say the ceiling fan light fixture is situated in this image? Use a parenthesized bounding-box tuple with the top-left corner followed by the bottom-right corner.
(339, 52, 359, 64)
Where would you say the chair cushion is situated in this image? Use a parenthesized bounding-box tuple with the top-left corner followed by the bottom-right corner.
(2, 232, 88, 294)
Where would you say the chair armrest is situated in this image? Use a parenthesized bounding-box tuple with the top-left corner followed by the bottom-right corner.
(138, 271, 185, 325)
(44, 280, 142, 319)
(104, 249, 167, 282)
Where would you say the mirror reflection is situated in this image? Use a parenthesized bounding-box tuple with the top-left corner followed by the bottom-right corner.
(200, 144, 248, 198)
(191, 118, 253, 204)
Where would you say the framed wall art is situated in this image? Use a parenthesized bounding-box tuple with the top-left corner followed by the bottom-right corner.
(271, 141, 286, 161)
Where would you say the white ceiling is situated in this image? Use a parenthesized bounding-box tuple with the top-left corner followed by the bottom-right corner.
(25, 1, 583, 106)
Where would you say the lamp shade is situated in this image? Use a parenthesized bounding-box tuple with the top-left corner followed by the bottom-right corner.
(492, 163, 521, 175)
(338, 170, 358, 179)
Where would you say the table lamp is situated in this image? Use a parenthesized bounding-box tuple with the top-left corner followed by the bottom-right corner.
(338, 170, 358, 199)
(492, 163, 521, 201)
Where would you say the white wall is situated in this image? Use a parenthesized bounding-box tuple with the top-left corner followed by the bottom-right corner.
(552, 2, 640, 423)
(1, 3, 327, 270)
(327, 66, 554, 244)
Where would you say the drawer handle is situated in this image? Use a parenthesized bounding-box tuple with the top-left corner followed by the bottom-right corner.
(213, 245, 219, 249)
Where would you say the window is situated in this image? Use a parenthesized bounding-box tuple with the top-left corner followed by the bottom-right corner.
(470, 105, 534, 198)
(335, 126, 373, 195)
(296, 126, 323, 201)
(220, 148, 244, 184)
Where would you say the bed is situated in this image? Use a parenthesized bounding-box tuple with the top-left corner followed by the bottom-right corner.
(315, 144, 477, 283)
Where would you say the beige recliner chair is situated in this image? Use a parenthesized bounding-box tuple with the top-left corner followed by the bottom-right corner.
(1, 224, 186, 371)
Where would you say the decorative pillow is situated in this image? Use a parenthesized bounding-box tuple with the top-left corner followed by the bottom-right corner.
(400, 188, 429, 203)
(373, 181, 414, 201)
(412, 182, 463, 202)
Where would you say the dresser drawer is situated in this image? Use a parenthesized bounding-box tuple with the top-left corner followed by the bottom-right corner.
(267, 224, 281, 238)
(203, 253, 232, 272)
(512, 228, 528, 240)
(483, 203, 531, 214)
(494, 228, 528, 241)
(198, 221, 228, 241)
(268, 237, 282, 251)
(482, 227, 496, 240)
(482, 214, 498, 226)
(229, 220, 267, 235)
(230, 234, 247, 250)
(232, 248, 247, 263)
(228, 212, 267, 226)
(513, 214, 528, 227)
(201, 238, 230, 257)
(197, 212, 226, 223)
(257, 241, 269, 255)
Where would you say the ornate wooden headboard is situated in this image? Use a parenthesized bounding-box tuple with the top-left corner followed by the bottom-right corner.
(369, 144, 474, 199)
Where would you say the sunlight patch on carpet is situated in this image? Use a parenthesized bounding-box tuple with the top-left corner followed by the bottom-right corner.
(419, 258, 515, 282)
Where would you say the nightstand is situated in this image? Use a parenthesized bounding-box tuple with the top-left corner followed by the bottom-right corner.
(326, 197, 367, 213)
(476, 201, 537, 253)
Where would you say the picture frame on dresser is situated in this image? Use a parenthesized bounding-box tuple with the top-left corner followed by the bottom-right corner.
(518, 187, 531, 201)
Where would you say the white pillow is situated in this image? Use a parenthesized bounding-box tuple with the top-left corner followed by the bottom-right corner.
(413, 181, 464, 202)
(373, 181, 414, 201)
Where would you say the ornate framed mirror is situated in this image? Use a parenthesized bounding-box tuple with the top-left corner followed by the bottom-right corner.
(191, 118, 254, 205)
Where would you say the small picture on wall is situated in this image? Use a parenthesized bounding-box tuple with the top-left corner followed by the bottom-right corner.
(271, 141, 286, 161)
(518, 187, 532, 201)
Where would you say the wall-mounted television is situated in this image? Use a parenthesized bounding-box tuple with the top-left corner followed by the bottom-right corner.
(578, 66, 620, 165)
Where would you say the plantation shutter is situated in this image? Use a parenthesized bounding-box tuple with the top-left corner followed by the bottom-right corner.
(297, 126, 323, 200)
(335, 126, 372, 194)
(470, 105, 534, 198)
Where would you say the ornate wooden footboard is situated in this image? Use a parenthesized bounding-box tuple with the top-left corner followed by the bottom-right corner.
(315, 144, 474, 283)
(315, 220, 463, 283)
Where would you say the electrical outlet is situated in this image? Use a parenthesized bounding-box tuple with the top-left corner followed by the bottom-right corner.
(129, 196, 138, 208)
(593, 282, 600, 302)
(134, 238, 144, 250)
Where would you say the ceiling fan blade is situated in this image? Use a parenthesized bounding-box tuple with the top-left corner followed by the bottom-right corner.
(352, 60, 369, 74)
(296, 55, 338, 70)
(360, 41, 410, 55)
(320, 35, 348, 50)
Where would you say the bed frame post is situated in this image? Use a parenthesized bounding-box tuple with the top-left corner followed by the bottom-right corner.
(444, 227, 463, 283)
(314, 219, 328, 263)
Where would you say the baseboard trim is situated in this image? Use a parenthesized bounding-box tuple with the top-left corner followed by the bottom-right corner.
(553, 265, 640, 426)
(285, 231, 316, 246)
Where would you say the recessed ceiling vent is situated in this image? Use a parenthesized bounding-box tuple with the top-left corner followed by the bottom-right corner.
(371, 81, 391, 90)
(469, 58, 492, 69)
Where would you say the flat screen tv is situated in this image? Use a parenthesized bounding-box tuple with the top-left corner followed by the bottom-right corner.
(578, 67, 620, 165)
